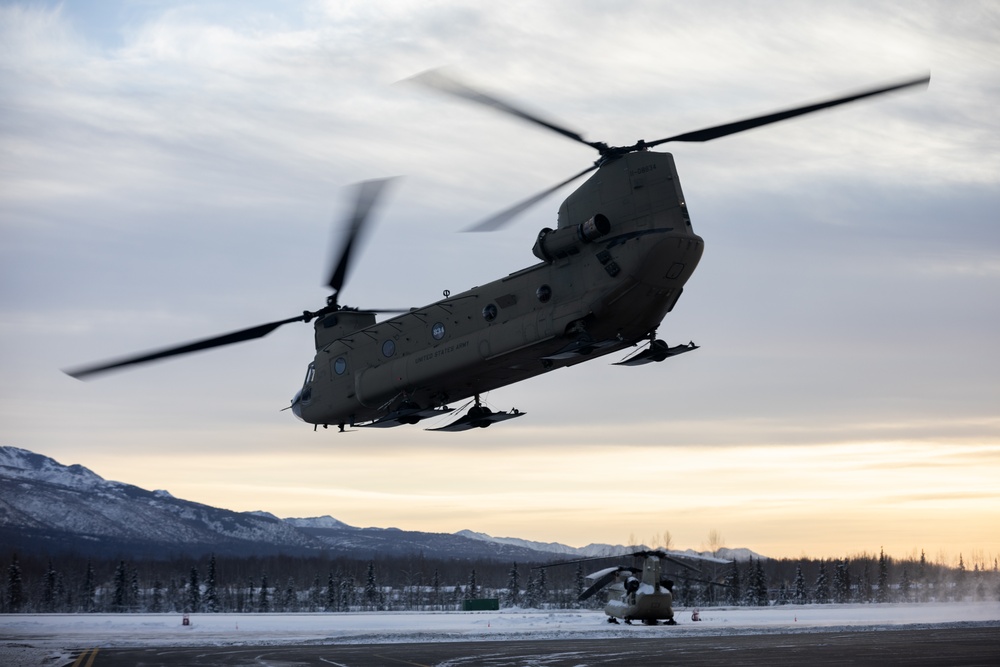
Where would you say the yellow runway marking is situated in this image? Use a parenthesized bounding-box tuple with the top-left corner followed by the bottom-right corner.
(71, 648, 99, 667)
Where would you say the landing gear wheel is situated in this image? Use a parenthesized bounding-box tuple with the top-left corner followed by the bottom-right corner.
(468, 405, 493, 420)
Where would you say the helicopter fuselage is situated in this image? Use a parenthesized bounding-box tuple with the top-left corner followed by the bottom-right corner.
(601, 554, 676, 624)
(292, 150, 703, 428)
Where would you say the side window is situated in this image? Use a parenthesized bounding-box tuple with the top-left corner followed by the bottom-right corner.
(332, 357, 347, 375)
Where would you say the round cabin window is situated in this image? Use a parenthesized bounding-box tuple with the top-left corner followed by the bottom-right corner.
(431, 322, 446, 340)
(482, 304, 498, 322)
(382, 340, 396, 357)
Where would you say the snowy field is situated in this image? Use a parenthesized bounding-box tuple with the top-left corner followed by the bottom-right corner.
(2, 603, 999, 666)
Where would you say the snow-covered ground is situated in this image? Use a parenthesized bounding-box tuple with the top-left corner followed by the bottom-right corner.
(2, 603, 999, 666)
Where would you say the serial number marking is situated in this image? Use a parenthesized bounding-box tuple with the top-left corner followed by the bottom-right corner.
(630, 164, 657, 176)
(414, 340, 470, 364)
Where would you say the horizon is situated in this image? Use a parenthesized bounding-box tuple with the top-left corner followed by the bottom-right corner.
(3, 444, 995, 566)
(1, 2, 998, 566)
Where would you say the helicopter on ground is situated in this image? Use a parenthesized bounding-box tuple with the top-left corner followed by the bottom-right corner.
(542, 549, 731, 625)
(67, 71, 929, 432)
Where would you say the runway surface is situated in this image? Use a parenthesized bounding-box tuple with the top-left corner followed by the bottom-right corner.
(70, 625, 1000, 667)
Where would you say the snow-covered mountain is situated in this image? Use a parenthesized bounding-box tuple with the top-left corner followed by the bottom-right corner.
(0, 446, 317, 558)
(1, 447, 767, 562)
(284, 515, 356, 530)
(0, 447, 579, 561)
(456, 530, 767, 562)
(455, 529, 640, 558)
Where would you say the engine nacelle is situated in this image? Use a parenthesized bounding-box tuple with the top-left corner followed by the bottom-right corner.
(532, 213, 611, 261)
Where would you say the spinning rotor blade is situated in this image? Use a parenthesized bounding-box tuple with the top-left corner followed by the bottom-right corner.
(327, 178, 396, 298)
(414, 70, 927, 231)
(64, 314, 307, 380)
(646, 74, 930, 146)
(67, 179, 405, 380)
(464, 165, 597, 232)
(406, 69, 597, 151)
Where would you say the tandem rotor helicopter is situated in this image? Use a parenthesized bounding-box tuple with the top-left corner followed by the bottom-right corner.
(540, 549, 731, 625)
(67, 70, 929, 432)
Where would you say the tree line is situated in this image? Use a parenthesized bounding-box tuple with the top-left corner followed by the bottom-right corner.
(4, 548, 998, 614)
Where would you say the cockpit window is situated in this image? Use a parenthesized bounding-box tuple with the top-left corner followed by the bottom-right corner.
(300, 363, 315, 404)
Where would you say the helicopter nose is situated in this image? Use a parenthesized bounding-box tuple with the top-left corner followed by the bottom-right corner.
(290, 391, 304, 421)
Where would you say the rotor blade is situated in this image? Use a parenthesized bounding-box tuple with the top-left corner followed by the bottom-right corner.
(406, 68, 597, 151)
(64, 314, 307, 380)
(579, 569, 620, 601)
(352, 308, 414, 315)
(465, 165, 597, 232)
(535, 552, 639, 571)
(661, 555, 704, 573)
(646, 74, 930, 146)
(633, 549, 729, 570)
(327, 178, 396, 296)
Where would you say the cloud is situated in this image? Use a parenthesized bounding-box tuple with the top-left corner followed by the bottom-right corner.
(1, 0, 998, 560)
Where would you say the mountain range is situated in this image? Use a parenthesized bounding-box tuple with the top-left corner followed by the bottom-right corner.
(0, 446, 762, 562)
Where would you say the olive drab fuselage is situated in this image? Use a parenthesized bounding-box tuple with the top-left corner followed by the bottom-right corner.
(604, 554, 676, 624)
(292, 150, 704, 428)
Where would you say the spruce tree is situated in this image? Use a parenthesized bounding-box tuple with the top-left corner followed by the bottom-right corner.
(525, 571, 539, 608)
(504, 563, 521, 607)
(465, 569, 479, 601)
(955, 554, 967, 601)
(282, 577, 298, 612)
(339, 575, 353, 611)
(187, 567, 201, 613)
(725, 560, 742, 605)
(258, 574, 270, 613)
(739, 560, 755, 607)
(204, 555, 219, 613)
(754, 558, 769, 606)
(6, 554, 24, 612)
(129, 568, 140, 611)
(813, 561, 830, 604)
(431, 569, 441, 610)
(113, 561, 128, 612)
(364, 561, 379, 610)
(876, 548, 890, 603)
(42, 560, 57, 613)
(82, 561, 96, 613)
(792, 564, 808, 604)
(918, 550, 929, 602)
(535, 567, 548, 607)
(841, 560, 852, 604)
(326, 572, 339, 611)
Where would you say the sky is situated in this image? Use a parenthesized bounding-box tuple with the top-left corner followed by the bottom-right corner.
(1, 0, 998, 563)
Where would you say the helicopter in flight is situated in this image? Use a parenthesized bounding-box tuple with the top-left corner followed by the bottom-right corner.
(67, 71, 929, 432)
(543, 549, 731, 625)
